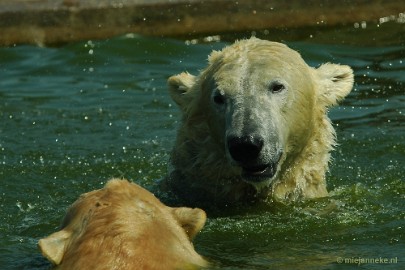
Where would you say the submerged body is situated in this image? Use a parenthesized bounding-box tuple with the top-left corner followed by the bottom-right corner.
(165, 38, 354, 207)
(38, 179, 208, 270)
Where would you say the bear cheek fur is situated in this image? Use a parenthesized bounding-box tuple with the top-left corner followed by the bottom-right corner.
(273, 69, 321, 199)
(281, 68, 317, 161)
(202, 78, 227, 148)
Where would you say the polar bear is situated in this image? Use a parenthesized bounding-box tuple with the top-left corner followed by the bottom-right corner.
(165, 37, 353, 207)
(38, 179, 208, 270)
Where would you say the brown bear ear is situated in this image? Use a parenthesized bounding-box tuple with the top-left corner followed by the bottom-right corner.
(168, 72, 196, 111)
(38, 230, 71, 265)
(172, 207, 207, 240)
(316, 63, 354, 107)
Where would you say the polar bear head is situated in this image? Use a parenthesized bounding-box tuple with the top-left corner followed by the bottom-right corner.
(168, 38, 353, 204)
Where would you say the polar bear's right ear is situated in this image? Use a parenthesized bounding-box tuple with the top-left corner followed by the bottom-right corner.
(38, 229, 71, 265)
(168, 72, 196, 110)
(172, 207, 207, 240)
(316, 63, 354, 107)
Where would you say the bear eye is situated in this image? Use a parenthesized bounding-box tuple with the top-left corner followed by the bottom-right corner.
(213, 91, 226, 105)
(269, 82, 286, 93)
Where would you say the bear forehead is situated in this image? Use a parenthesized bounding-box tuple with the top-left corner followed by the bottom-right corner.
(209, 38, 307, 67)
(206, 39, 311, 91)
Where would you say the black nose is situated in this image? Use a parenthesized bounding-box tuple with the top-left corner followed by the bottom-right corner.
(227, 135, 264, 164)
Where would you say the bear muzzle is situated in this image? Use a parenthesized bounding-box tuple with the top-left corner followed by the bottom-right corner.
(227, 135, 263, 164)
(227, 135, 283, 182)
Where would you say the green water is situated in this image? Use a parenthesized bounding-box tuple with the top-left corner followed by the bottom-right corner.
(0, 28, 404, 269)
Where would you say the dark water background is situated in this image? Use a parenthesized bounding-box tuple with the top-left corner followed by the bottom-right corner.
(0, 21, 404, 269)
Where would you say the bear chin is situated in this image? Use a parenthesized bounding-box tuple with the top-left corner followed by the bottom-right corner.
(240, 151, 283, 183)
(241, 164, 276, 182)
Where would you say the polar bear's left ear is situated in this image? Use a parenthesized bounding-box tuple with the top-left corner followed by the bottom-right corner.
(168, 72, 196, 111)
(316, 63, 354, 107)
(38, 229, 71, 265)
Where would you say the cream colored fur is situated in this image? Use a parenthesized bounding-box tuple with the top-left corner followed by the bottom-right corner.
(38, 179, 208, 270)
(165, 38, 353, 206)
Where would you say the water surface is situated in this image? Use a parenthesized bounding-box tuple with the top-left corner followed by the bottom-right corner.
(0, 26, 404, 269)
